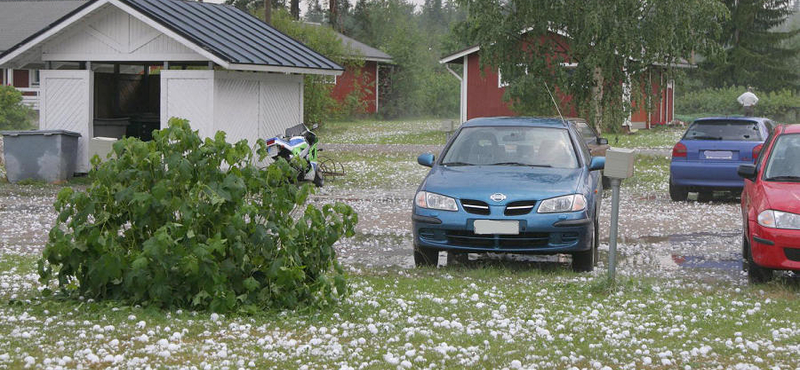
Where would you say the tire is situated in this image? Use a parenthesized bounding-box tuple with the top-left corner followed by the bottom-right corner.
(669, 178, 688, 201)
(697, 191, 713, 203)
(414, 245, 439, 267)
(446, 251, 470, 266)
(572, 218, 597, 272)
(744, 236, 773, 284)
(313, 171, 324, 187)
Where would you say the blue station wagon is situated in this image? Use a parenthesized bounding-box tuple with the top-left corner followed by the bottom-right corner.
(669, 117, 775, 201)
(412, 117, 605, 271)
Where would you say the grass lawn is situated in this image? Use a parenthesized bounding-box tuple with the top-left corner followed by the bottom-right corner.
(1, 254, 798, 369)
(318, 119, 451, 145)
(604, 126, 685, 149)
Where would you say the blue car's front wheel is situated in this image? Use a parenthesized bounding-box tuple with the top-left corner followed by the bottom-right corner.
(572, 218, 598, 272)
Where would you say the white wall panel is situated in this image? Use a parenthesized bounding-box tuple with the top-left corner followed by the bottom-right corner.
(160, 70, 214, 139)
(42, 5, 203, 61)
(214, 77, 259, 144)
(258, 75, 303, 140)
(39, 70, 93, 173)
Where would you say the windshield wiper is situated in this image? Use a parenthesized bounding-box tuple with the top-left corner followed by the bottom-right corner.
(765, 175, 800, 182)
(490, 162, 552, 167)
(441, 161, 474, 166)
(688, 135, 723, 140)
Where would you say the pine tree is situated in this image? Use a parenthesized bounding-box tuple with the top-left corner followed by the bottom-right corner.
(703, 0, 800, 90)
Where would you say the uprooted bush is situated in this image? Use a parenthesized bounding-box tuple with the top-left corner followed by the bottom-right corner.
(38, 118, 357, 312)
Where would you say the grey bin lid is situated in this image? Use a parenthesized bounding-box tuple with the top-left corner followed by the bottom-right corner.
(0, 130, 82, 137)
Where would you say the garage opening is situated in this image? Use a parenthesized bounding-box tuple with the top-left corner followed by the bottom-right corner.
(93, 63, 160, 141)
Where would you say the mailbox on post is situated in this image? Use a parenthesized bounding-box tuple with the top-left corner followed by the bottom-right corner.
(605, 148, 635, 179)
(604, 147, 636, 283)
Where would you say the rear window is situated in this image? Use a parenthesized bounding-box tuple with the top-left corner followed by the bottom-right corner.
(683, 120, 761, 141)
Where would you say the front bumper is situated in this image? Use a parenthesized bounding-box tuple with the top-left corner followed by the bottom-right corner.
(749, 223, 800, 271)
(670, 161, 745, 190)
(412, 206, 593, 254)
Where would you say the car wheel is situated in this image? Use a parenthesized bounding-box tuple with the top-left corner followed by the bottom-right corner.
(572, 219, 597, 272)
(697, 191, 713, 202)
(446, 251, 470, 266)
(414, 245, 439, 267)
(744, 235, 773, 284)
(669, 179, 688, 202)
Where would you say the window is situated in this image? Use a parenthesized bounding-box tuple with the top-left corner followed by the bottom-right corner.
(683, 120, 762, 141)
(441, 126, 578, 168)
(29, 70, 40, 87)
(498, 70, 509, 88)
(320, 75, 337, 85)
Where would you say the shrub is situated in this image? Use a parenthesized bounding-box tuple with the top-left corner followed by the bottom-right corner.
(676, 86, 799, 120)
(38, 118, 357, 312)
(0, 85, 33, 130)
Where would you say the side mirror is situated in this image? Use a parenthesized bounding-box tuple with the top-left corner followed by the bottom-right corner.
(597, 137, 609, 145)
(589, 156, 605, 171)
(417, 153, 435, 167)
(737, 164, 757, 181)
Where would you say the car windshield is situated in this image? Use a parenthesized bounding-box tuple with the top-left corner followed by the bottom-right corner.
(763, 133, 800, 181)
(441, 126, 578, 168)
(574, 121, 596, 141)
(683, 120, 761, 141)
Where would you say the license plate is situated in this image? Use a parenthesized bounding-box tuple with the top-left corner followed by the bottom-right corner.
(267, 145, 278, 157)
(704, 150, 732, 160)
(474, 220, 519, 235)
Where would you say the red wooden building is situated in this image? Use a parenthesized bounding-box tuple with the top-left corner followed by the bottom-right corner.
(330, 32, 392, 114)
(440, 41, 680, 129)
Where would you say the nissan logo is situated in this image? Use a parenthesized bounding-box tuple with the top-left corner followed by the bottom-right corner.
(490, 193, 506, 202)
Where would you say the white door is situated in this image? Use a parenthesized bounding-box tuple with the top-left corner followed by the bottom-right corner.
(40, 70, 93, 173)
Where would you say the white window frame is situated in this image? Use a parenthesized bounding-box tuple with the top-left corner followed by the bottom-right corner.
(29, 69, 41, 87)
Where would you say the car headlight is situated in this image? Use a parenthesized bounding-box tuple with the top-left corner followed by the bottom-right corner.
(537, 194, 586, 213)
(415, 191, 458, 212)
(757, 210, 800, 230)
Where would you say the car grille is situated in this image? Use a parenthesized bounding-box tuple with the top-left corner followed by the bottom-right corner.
(445, 230, 550, 249)
(504, 200, 537, 216)
(785, 248, 800, 262)
(461, 199, 490, 215)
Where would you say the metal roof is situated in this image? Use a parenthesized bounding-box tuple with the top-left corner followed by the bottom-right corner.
(121, 0, 343, 72)
(0, 0, 343, 74)
(0, 0, 85, 52)
(335, 33, 392, 63)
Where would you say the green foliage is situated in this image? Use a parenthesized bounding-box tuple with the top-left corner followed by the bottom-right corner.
(38, 118, 357, 312)
(676, 86, 800, 120)
(270, 9, 365, 125)
(701, 0, 800, 90)
(456, 0, 728, 131)
(0, 85, 33, 130)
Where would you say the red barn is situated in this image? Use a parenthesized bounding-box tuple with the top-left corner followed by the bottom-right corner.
(440, 41, 680, 130)
(331, 32, 392, 114)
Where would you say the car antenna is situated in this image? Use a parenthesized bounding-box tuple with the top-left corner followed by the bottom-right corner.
(544, 81, 567, 125)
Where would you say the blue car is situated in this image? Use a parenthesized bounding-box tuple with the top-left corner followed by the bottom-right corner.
(412, 117, 605, 271)
(669, 117, 775, 201)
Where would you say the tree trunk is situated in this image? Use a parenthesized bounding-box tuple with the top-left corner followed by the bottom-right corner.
(264, 0, 272, 24)
(592, 67, 604, 133)
(291, 0, 300, 19)
(329, 0, 337, 27)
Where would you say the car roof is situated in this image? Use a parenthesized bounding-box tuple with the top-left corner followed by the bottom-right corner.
(462, 116, 568, 128)
(778, 124, 800, 134)
(693, 116, 770, 124)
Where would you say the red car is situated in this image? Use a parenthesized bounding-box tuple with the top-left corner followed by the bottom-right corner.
(738, 124, 800, 283)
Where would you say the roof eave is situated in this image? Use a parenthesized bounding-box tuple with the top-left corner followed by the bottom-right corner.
(227, 63, 344, 76)
(439, 45, 480, 64)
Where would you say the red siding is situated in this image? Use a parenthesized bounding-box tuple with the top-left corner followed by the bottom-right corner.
(13, 69, 29, 88)
(466, 53, 516, 119)
(331, 61, 377, 114)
